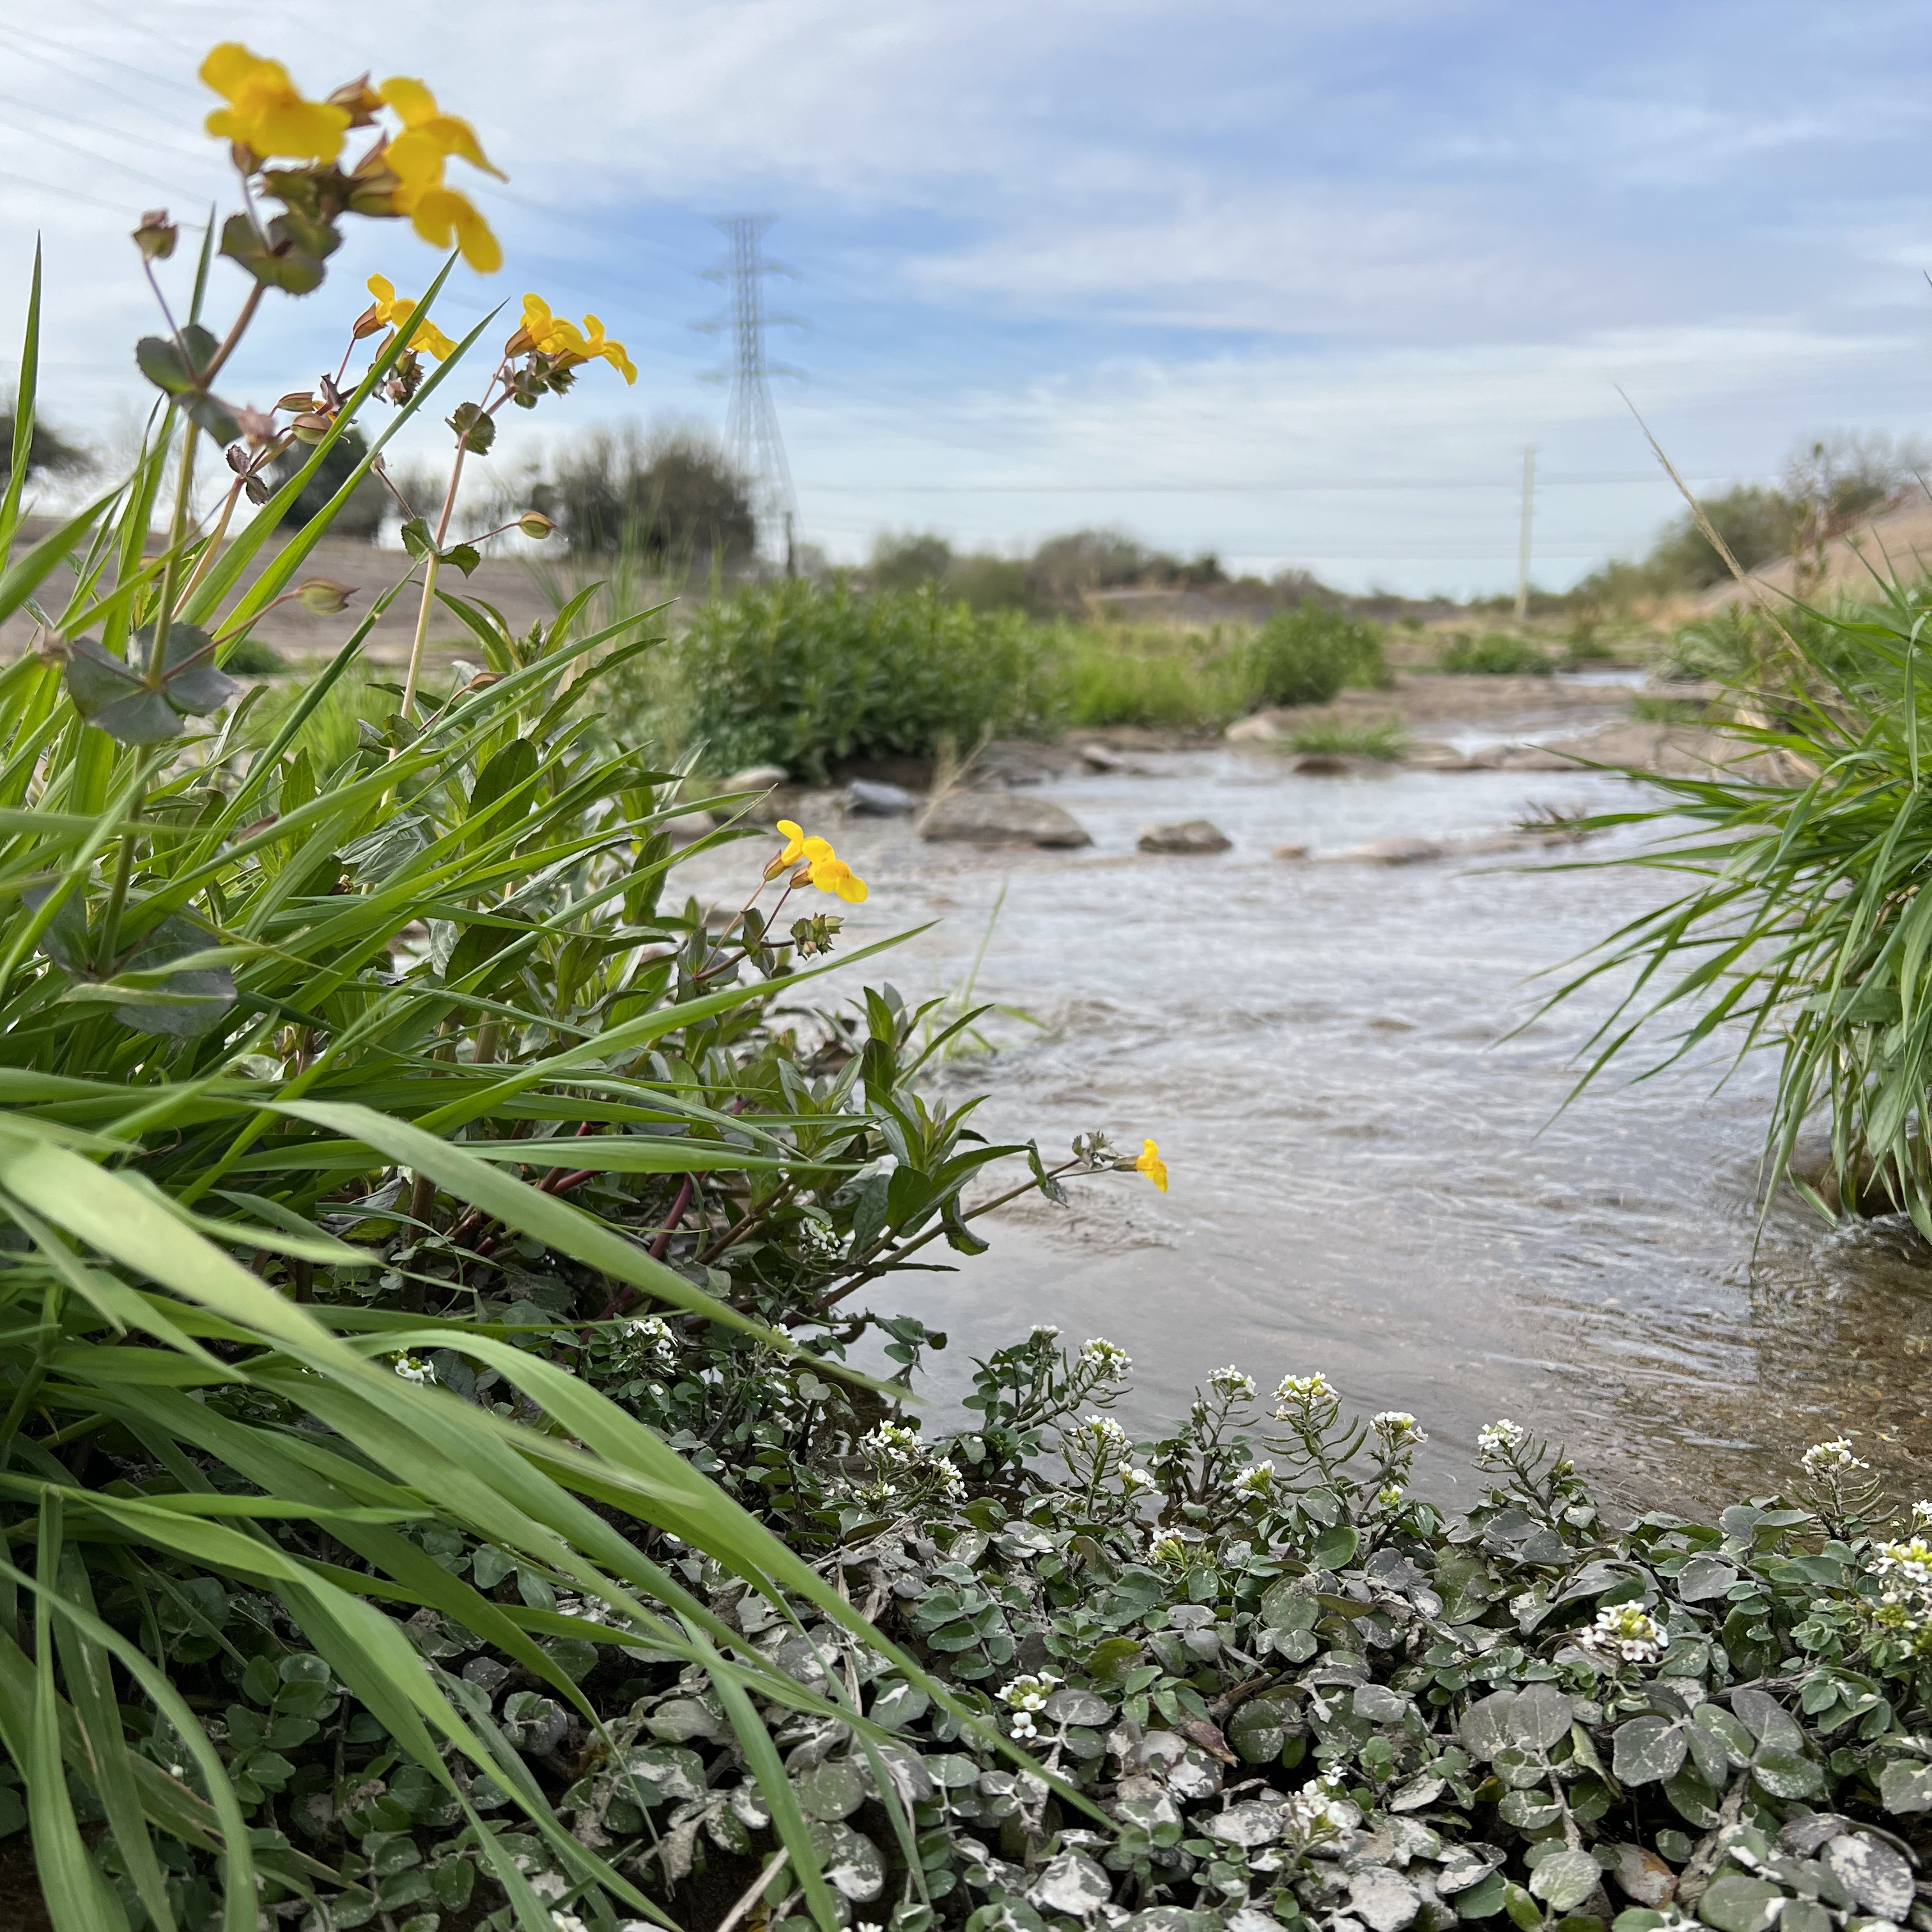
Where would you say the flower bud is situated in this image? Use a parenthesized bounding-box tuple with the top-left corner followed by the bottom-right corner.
(290, 412, 333, 445)
(275, 390, 318, 414)
(517, 510, 555, 539)
(132, 210, 176, 261)
(352, 302, 387, 341)
(763, 853, 792, 882)
(502, 326, 536, 357)
(327, 75, 385, 125)
(294, 578, 357, 615)
(790, 863, 815, 888)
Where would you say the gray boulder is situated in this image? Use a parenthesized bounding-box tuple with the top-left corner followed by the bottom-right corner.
(845, 778, 918, 816)
(1138, 819, 1231, 854)
(920, 792, 1091, 848)
(721, 764, 789, 792)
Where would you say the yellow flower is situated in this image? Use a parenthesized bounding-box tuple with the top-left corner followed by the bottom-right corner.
(376, 77, 504, 274)
(377, 77, 506, 181)
(775, 819, 832, 865)
(364, 275, 456, 362)
(580, 313, 638, 385)
(518, 297, 636, 385)
(810, 855, 869, 904)
(201, 45, 351, 162)
(1134, 1138, 1168, 1193)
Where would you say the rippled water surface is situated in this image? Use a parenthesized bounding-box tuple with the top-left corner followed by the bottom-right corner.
(709, 741, 1932, 1512)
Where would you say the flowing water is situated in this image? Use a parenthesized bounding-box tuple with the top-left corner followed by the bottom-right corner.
(702, 734, 1932, 1515)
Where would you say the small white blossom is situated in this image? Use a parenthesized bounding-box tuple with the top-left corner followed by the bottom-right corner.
(391, 1352, 436, 1385)
(1080, 1337, 1131, 1376)
(1476, 1419, 1526, 1464)
(1210, 1364, 1257, 1400)
(1030, 1324, 1060, 1345)
(1147, 1529, 1191, 1565)
(1120, 1466, 1155, 1494)
(1376, 1485, 1405, 1511)
(998, 1671, 1062, 1713)
(621, 1316, 676, 1362)
(1009, 1711, 1039, 1740)
(1913, 1500, 1932, 1532)
(1582, 1604, 1666, 1664)
(1801, 1439, 1867, 1481)
(1871, 1538, 1932, 1587)
(1372, 1410, 1426, 1446)
(1232, 1461, 1276, 1497)
(1274, 1371, 1338, 1418)
(1079, 1414, 1129, 1448)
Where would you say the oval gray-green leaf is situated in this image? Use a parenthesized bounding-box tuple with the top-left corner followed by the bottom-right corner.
(1878, 1758, 1932, 1814)
(1675, 1556, 1739, 1602)
(1508, 1681, 1572, 1752)
(1045, 1687, 1111, 1726)
(1730, 1688, 1803, 1753)
(1821, 1832, 1914, 1920)
(1696, 1875, 1785, 1932)
(1459, 1689, 1518, 1763)
(1260, 1581, 1319, 1633)
(1528, 1848, 1600, 1912)
(805, 1819, 885, 1902)
(1028, 1850, 1112, 1916)
(1612, 1714, 1687, 1786)
(794, 1759, 865, 1821)
(1750, 1748, 1823, 1800)
(1227, 1699, 1287, 1763)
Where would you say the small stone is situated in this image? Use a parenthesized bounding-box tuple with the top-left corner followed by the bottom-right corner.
(845, 778, 917, 815)
(1347, 837, 1446, 865)
(920, 791, 1092, 847)
(1273, 842, 1310, 861)
(1137, 819, 1230, 854)
(1292, 752, 1352, 775)
(722, 764, 789, 792)
(1077, 741, 1132, 771)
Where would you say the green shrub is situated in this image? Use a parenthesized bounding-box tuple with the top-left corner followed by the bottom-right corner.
(219, 633, 286, 674)
(676, 580, 1063, 779)
(1437, 630, 1553, 675)
(1247, 604, 1390, 706)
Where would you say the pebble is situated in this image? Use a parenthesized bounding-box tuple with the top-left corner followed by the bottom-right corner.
(1138, 819, 1231, 854)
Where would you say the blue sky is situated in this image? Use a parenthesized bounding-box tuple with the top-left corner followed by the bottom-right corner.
(5, 0, 1932, 592)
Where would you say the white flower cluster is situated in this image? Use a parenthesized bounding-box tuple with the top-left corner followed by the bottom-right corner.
(1871, 1537, 1932, 1588)
(1375, 1485, 1405, 1511)
(1914, 1500, 1932, 1532)
(1801, 1439, 1868, 1481)
(1232, 1461, 1276, 1497)
(1147, 1528, 1193, 1566)
(1079, 1414, 1129, 1448)
(1371, 1410, 1426, 1447)
(1030, 1324, 1060, 1345)
(1274, 1370, 1338, 1419)
(391, 1352, 436, 1385)
(1279, 1772, 1354, 1847)
(619, 1315, 676, 1363)
(1000, 1670, 1062, 1739)
(1582, 1603, 1667, 1664)
(1080, 1337, 1131, 1377)
(1210, 1364, 1258, 1400)
(855, 1421, 965, 1504)
(1121, 1466, 1155, 1495)
(1476, 1419, 1525, 1465)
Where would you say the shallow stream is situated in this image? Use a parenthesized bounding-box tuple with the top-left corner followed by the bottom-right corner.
(708, 737, 1932, 1515)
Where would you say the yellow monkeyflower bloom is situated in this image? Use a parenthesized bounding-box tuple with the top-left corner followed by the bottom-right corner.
(201, 45, 351, 163)
(775, 819, 831, 865)
(364, 275, 456, 361)
(580, 314, 638, 385)
(810, 854, 869, 904)
(375, 77, 504, 274)
(377, 77, 506, 181)
(1134, 1138, 1168, 1193)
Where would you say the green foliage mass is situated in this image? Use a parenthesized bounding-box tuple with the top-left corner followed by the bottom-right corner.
(675, 580, 1065, 779)
(1248, 606, 1391, 707)
(1436, 633, 1553, 677)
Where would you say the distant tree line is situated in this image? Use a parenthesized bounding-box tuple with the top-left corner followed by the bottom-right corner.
(1577, 429, 1928, 607)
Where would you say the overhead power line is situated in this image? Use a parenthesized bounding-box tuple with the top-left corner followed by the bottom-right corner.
(789, 470, 1772, 495)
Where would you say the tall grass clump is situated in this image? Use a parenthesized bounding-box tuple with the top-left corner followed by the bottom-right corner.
(1437, 631, 1552, 675)
(1055, 621, 1257, 732)
(0, 45, 1155, 1932)
(674, 580, 1063, 780)
(1547, 573, 1932, 1233)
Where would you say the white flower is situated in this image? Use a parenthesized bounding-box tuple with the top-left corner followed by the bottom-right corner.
(621, 1316, 675, 1361)
(1871, 1538, 1932, 1587)
(1582, 1604, 1666, 1664)
(1210, 1364, 1258, 1400)
(1009, 1711, 1039, 1740)
(1081, 1337, 1131, 1376)
(1030, 1324, 1060, 1345)
(1121, 1466, 1155, 1494)
(392, 1352, 436, 1385)
(1280, 1778, 1354, 1846)
(1801, 1439, 1867, 1480)
(1913, 1500, 1932, 1532)
(1376, 1485, 1405, 1511)
(999, 1671, 1062, 1713)
(1147, 1529, 1191, 1565)
(1079, 1414, 1129, 1448)
(1232, 1462, 1275, 1497)
(1372, 1410, 1426, 1446)
(1274, 1371, 1338, 1418)
(1476, 1419, 1526, 1464)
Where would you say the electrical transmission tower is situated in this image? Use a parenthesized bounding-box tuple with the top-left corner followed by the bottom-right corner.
(699, 216, 804, 573)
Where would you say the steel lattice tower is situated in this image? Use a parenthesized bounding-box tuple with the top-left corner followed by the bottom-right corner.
(700, 216, 803, 571)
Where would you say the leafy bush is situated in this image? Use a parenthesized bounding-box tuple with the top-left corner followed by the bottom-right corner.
(537, 422, 755, 566)
(1056, 623, 1258, 734)
(1438, 633, 1554, 676)
(676, 580, 1064, 780)
(1248, 606, 1391, 707)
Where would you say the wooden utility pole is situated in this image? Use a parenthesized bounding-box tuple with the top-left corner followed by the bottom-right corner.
(1515, 445, 1535, 622)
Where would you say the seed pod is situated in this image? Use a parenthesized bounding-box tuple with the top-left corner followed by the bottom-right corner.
(132, 210, 177, 261)
(351, 302, 387, 341)
(517, 511, 555, 539)
(290, 412, 333, 445)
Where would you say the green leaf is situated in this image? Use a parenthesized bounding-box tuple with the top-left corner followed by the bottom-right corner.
(443, 543, 481, 576)
(1313, 1522, 1358, 1569)
(1878, 1757, 1932, 1813)
(1612, 1713, 1687, 1786)
(1696, 1876, 1785, 1932)
(1531, 1849, 1602, 1912)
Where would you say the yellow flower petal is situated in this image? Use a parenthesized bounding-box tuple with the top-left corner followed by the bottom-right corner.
(835, 870, 869, 904)
(366, 273, 397, 308)
(377, 76, 506, 178)
(397, 184, 501, 274)
(776, 819, 807, 864)
(1134, 1138, 1168, 1193)
(199, 43, 348, 162)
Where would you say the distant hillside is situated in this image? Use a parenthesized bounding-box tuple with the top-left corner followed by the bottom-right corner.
(1701, 492, 1932, 608)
